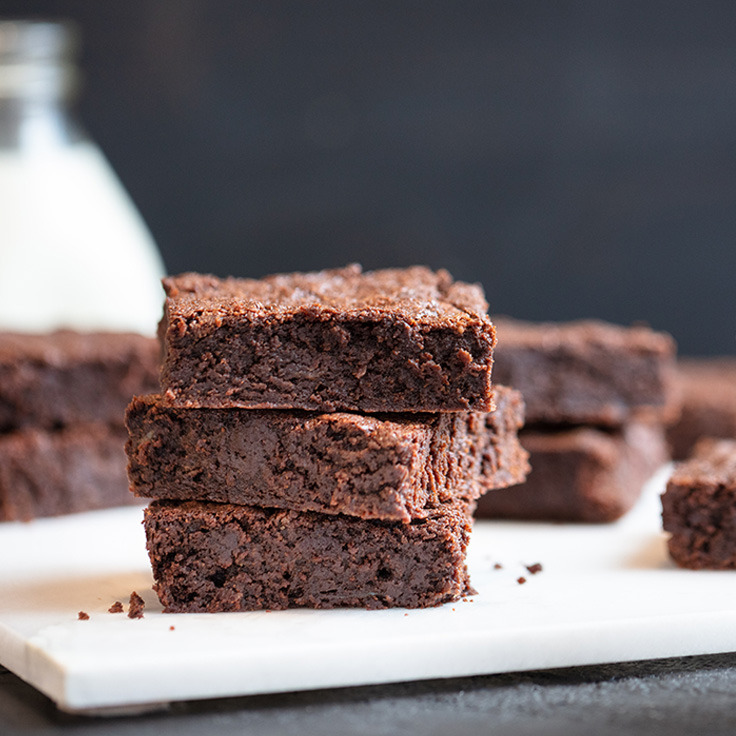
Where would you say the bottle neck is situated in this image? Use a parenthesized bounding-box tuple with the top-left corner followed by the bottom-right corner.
(0, 20, 85, 150)
(0, 96, 85, 150)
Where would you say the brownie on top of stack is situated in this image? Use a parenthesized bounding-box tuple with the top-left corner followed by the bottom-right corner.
(126, 264, 529, 611)
(474, 317, 679, 523)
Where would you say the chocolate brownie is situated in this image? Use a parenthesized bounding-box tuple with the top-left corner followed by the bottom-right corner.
(475, 421, 668, 522)
(0, 424, 138, 521)
(0, 331, 160, 431)
(159, 265, 495, 413)
(125, 386, 528, 522)
(477, 388, 530, 494)
(490, 317, 679, 426)
(667, 357, 736, 460)
(144, 499, 472, 611)
(661, 438, 736, 569)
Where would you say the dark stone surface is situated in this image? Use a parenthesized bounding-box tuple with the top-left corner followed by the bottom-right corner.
(3, 654, 736, 735)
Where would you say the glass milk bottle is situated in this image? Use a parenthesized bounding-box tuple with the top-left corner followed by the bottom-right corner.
(0, 19, 166, 336)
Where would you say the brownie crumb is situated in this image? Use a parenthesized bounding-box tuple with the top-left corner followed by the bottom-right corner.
(517, 576, 527, 585)
(128, 591, 145, 619)
(108, 601, 124, 613)
(78, 611, 89, 620)
(493, 563, 503, 570)
(525, 563, 543, 575)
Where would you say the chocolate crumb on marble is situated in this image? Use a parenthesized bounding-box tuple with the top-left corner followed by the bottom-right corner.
(128, 591, 145, 619)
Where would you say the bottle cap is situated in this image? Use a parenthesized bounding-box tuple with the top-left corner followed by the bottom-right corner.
(0, 19, 80, 99)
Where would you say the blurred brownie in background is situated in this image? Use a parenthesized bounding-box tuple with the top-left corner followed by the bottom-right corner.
(662, 438, 736, 569)
(0, 331, 159, 521)
(475, 421, 668, 523)
(475, 317, 679, 523)
(666, 357, 736, 461)
(0, 330, 160, 431)
(0, 425, 131, 521)
(490, 317, 679, 426)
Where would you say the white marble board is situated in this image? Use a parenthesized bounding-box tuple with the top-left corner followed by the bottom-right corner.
(1, 466, 735, 714)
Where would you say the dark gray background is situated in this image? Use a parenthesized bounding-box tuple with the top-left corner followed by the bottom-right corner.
(3, 1, 735, 355)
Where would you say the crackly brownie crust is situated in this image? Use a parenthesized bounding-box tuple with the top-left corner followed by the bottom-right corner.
(667, 357, 736, 460)
(490, 317, 679, 426)
(0, 424, 138, 521)
(144, 499, 472, 611)
(0, 331, 160, 432)
(662, 438, 736, 569)
(475, 421, 668, 522)
(126, 386, 528, 522)
(159, 265, 495, 413)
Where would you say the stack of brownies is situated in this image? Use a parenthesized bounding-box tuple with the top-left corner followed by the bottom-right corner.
(0, 331, 159, 521)
(125, 265, 529, 611)
(475, 317, 680, 522)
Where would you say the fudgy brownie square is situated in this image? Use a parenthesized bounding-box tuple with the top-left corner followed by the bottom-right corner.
(667, 358, 736, 460)
(661, 438, 736, 569)
(125, 386, 528, 522)
(0, 331, 160, 432)
(490, 317, 679, 426)
(144, 499, 472, 611)
(159, 265, 495, 413)
(0, 424, 138, 521)
(474, 421, 668, 522)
